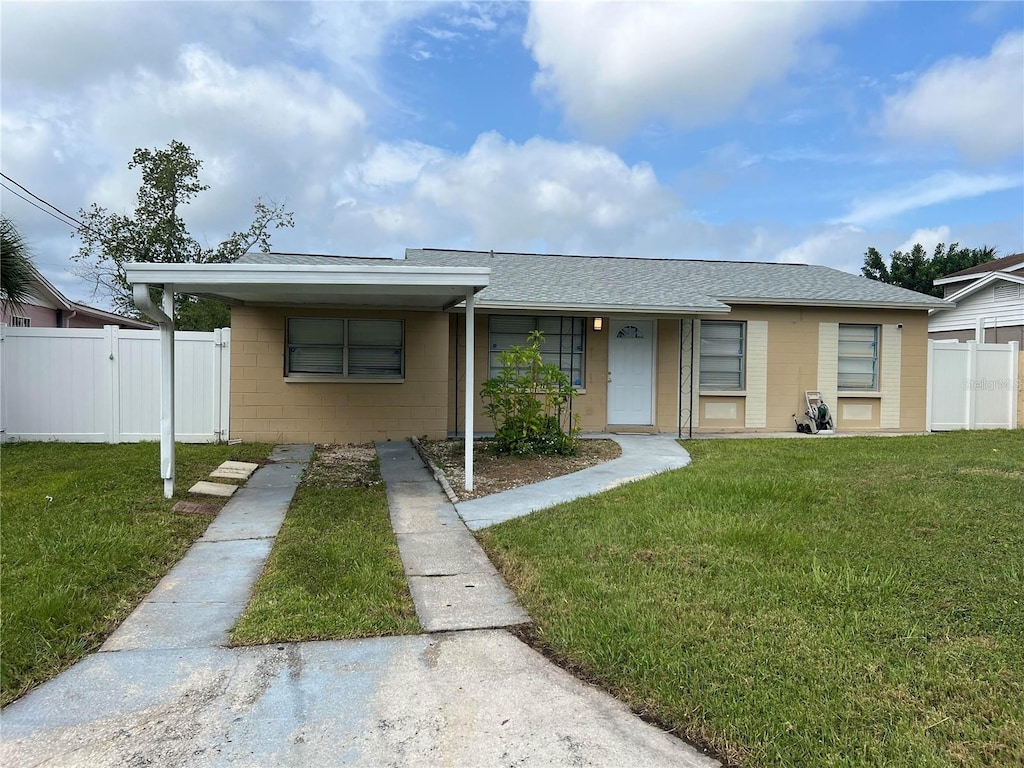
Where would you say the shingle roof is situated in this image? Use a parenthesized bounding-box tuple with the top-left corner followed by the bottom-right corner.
(237, 249, 950, 311)
(940, 252, 1024, 279)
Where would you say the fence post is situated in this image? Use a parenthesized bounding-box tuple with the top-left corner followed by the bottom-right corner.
(0, 324, 6, 443)
(220, 328, 231, 441)
(104, 325, 121, 443)
(926, 339, 934, 432)
(1011, 341, 1020, 430)
(212, 328, 223, 442)
(966, 341, 977, 430)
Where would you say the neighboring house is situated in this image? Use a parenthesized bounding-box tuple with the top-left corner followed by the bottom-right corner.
(206, 248, 946, 442)
(928, 253, 1024, 345)
(0, 266, 153, 330)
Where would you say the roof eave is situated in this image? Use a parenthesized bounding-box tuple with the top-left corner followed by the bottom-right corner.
(715, 296, 951, 310)
(934, 262, 1024, 285)
(124, 262, 491, 288)
(456, 300, 732, 315)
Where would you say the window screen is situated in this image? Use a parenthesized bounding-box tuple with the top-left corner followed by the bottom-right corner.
(488, 315, 585, 387)
(700, 321, 745, 390)
(286, 318, 403, 378)
(838, 324, 879, 390)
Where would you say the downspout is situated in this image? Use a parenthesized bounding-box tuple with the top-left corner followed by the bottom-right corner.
(133, 283, 176, 498)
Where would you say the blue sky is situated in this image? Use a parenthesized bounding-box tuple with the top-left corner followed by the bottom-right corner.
(2, 1, 1022, 306)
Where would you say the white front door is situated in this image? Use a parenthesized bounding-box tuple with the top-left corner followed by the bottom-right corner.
(607, 319, 654, 425)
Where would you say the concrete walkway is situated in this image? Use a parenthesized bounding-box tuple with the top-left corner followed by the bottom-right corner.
(102, 443, 312, 651)
(376, 440, 530, 632)
(457, 434, 691, 530)
(2, 440, 717, 768)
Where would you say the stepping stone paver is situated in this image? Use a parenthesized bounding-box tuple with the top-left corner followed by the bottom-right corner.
(209, 461, 259, 480)
(188, 480, 237, 498)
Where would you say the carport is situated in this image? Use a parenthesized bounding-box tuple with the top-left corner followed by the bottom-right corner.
(124, 262, 491, 498)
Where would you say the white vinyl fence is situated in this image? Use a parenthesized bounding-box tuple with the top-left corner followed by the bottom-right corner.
(0, 325, 230, 443)
(927, 339, 1019, 431)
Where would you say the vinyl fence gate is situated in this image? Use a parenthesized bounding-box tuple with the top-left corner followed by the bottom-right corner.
(0, 325, 230, 443)
(927, 339, 1019, 431)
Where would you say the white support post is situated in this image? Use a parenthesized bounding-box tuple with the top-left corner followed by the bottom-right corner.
(464, 290, 475, 492)
(160, 286, 176, 498)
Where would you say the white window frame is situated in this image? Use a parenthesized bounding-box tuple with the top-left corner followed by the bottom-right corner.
(838, 324, 879, 391)
(699, 320, 746, 392)
(285, 317, 404, 380)
(487, 315, 586, 387)
(9, 316, 31, 327)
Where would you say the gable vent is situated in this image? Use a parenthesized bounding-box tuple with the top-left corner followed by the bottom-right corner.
(993, 283, 1022, 300)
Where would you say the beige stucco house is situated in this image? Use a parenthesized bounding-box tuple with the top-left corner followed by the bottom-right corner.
(220, 249, 949, 443)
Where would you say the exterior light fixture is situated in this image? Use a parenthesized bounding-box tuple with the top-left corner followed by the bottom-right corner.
(593, 317, 603, 331)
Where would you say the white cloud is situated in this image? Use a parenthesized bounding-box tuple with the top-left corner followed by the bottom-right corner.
(836, 171, 1022, 226)
(524, 2, 853, 139)
(329, 132, 684, 254)
(896, 226, 952, 255)
(776, 225, 865, 265)
(882, 32, 1024, 163)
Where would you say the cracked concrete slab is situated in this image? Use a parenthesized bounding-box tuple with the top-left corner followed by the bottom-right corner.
(200, 485, 295, 542)
(395, 531, 495, 576)
(377, 441, 530, 632)
(268, 443, 314, 463)
(407, 575, 530, 632)
(2, 632, 717, 768)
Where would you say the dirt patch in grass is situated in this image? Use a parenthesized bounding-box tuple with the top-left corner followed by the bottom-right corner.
(303, 443, 381, 488)
(418, 438, 621, 500)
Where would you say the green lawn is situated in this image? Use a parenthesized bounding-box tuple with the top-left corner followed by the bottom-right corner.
(231, 446, 418, 644)
(0, 441, 271, 706)
(479, 432, 1023, 768)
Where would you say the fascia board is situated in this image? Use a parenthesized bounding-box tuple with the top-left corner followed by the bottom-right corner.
(124, 262, 491, 288)
(453, 300, 733, 315)
(715, 296, 952, 310)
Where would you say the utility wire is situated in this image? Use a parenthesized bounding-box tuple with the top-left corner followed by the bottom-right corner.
(0, 181, 81, 230)
(0, 172, 85, 228)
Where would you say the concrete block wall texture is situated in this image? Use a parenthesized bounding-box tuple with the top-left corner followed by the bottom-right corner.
(694, 307, 931, 434)
(230, 306, 450, 444)
(231, 304, 932, 442)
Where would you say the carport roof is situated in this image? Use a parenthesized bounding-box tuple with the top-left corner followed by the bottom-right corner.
(123, 262, 490, 309)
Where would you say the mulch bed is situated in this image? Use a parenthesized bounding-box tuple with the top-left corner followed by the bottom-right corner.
(418, 438, 622, 501)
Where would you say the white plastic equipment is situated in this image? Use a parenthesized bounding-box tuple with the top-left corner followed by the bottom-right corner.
(794, 391, 835, 434)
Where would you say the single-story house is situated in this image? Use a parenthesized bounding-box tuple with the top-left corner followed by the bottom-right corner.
(928, 252, 1024, 345)
(124, 249, 951, 495)
(201, 249, 955, 440)
(0, 265, 153, 330)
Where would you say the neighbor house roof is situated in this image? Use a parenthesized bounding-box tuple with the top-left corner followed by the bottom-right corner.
(19, 266, 154, 329)
(929, 271, 1024, 314)
(933, 252, 1024, 286)
(237, 249, 950, 312)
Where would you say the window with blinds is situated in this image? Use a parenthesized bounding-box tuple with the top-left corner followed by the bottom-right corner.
(286, 318, 404, 378)
(838, 324, 879, 390)
(488, 315, 585, 387)
(699, 321, 745, 390)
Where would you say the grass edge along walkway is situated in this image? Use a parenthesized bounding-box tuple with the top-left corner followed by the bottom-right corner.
(478, 432, 1023, 768)
(1, 441, 272, 707)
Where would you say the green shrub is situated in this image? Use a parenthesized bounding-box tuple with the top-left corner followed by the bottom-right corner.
(480, 330, 580, 455)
